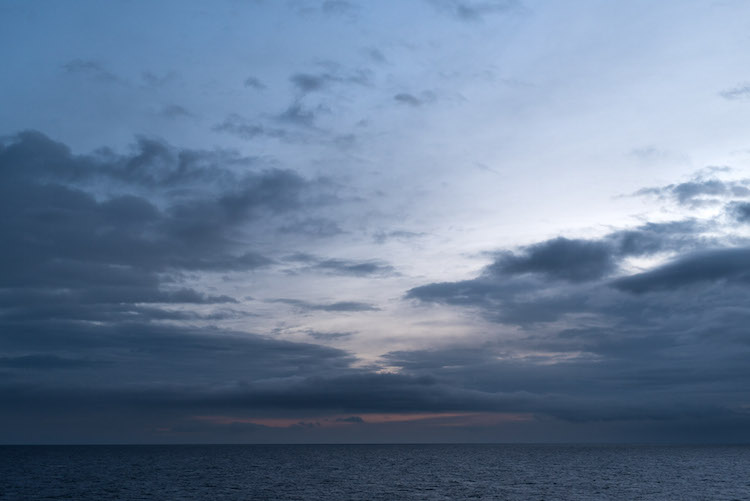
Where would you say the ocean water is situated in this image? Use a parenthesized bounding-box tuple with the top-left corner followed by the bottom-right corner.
(1, 444, 748, 500)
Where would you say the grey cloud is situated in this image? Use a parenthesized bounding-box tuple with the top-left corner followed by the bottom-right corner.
(401, 206, 750, 432)
(636, 176, 750, 207)
(0, 130, 337, 330)
(213, 114, 287, 140)
(720, 83, 750, 100)
(335, 415, 364, 423)
(427, 0, 521, 21)
(0, 320, 356, 394)
(608, 219, 710, 256)
(270, 298, 380, 312)
(290, 68, 371, 95)
(292, 0, 358, 18)
(0, 355, 103, 370)
(160, 104, 193, 119)
(612, 247, 750, 294)
(62, 59, 120, 83)
(291, 73, 330, 93)
(283, 253, 395, 276)
(373, 230, 425, 244)
(142, 70, 178, 88)
(394, 93, 424, 106)
(407, 216, 744, 325)
(728, 201, 750, 223)
(321, 0, 357, 16)
(314, 258, 395, 276)
(306, 330, 355, 340)
(491, 237, 615, 282)
(244, 76, 266, 90)
(362, 47, 387, 64)
(278, 102, 319, 127)
(278, 217, 344, 237)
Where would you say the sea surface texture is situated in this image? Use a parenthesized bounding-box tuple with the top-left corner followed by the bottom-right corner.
(1, 444, 748, 500)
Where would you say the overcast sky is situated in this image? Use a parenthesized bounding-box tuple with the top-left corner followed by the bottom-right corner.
(3, 0, 750, 443)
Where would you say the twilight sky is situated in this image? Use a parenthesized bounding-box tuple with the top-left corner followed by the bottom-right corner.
(3, 0, 750, 444)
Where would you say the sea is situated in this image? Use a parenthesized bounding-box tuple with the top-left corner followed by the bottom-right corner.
(1, 444, 748, 500)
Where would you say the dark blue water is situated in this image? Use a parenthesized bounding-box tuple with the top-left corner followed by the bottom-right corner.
(1, 444, 748, 500)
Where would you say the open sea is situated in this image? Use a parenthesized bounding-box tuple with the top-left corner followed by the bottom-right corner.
(1, 444, 748, 500)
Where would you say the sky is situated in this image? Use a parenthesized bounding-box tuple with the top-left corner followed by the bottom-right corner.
(2, 0, 750, 444)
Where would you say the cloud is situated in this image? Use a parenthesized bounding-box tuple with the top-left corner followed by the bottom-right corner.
(362, 47, 387, 64)
(394, 93, 421, 106)
(720, 83, 750, 100)
(141, 70, 178, 88)
(306, 330, 355, 340)
(612, 247, 750, 293)
(635, 175, 750, 207)
(289, 68, 371, 95)
(270, 298, 380, 312)
(406, 214, 748, 326)
(400, 203, 750, 434)
(491, 237, 616, 282)
(373, 230, 425, 244)
(213, 113, 287, 140)
(62, 59, 121, 83)
(291, 73, 330, 93)
(160, 104, 194, 119)
(244, 76, 266, 90)
(278, 102, 319, 127)
(0, 130, 338, 328)
(727, 201, 750, 223)
(335, 416, 364, 423)
(278, 217, 344, 237)
(427, 0, 521, 21)
(284, 253, 395, 276)
(291, 0, 359, 18)
(321, 0, 357, 16)
(314, 258, 395, 276)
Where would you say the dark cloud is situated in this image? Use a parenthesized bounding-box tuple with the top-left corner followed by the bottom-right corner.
(0, 355, 103, 370)
(278, 102, 319, 127)
(492, 237, 615, 282)
(727, 201, 750, 223)
(636, 176, 750, 207)
(291, 73, 330, 93)
(401, 210, 750, 435)
(427, 0, 521, 21)
(5, 130, 750, 442)
(314, 258, 395, 276)
(244, 76, 266, 90)
(278, 217, 344, 237)
(213, 113, 287, 140)
(283, 253, 395, 276)
(394, 93, 424, 106)
(335, 415, 364, 423)
(321, 0, 357, 16)
(160, 104, 193, 119)
(291, 0, 358, 18)
(607, 219, 709, 256)
(290, 69, 371, 95)
(0, 130, 338, 330)
(306, 330, 355, 341)
(142, 70, 178, 88)
(406, 219, 726, 323)
(362, 47, 387, 64)
(612, 247, 750, 293)
(62, 59, 120, 83)
(373, 230, 425, 244)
